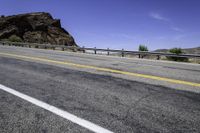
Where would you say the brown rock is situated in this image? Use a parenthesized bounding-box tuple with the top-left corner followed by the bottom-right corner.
(0, 12, 78, 46)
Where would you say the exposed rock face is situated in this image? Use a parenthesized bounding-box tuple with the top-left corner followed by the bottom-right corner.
(0, 12, 77, 46)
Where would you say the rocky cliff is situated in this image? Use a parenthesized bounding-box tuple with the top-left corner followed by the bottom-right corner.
(0, 12, 77, 46)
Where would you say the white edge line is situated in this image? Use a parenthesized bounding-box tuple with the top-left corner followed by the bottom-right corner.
(0, 84, 113, 133)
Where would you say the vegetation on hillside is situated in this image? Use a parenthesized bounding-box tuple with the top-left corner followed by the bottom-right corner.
(167, 48, 189, 62)
(139, 45, 148, 51)
(8, 35, 23, 42)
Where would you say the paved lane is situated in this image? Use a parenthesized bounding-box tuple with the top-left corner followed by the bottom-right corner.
(0, 56, 200, 133)
(0, 45, 200, 93)
(0, 87, 91, 133)
(0, 45, 199, 84)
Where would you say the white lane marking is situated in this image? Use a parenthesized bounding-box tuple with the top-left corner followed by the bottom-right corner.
(0, 84, 113, 133)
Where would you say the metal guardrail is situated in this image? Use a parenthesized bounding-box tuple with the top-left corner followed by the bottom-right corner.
(0, 41, 200, 60)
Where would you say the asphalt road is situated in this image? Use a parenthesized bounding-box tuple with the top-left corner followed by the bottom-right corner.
(0, 45, 200, 133)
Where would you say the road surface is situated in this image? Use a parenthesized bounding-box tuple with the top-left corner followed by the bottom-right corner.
(0, 45, 200, 133)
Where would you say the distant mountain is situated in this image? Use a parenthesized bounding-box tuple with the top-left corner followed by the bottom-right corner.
(0, 12, 77, 46)
(154, 47, 200, 54)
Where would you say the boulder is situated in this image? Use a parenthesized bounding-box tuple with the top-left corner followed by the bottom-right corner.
(0, 12, 77, 46)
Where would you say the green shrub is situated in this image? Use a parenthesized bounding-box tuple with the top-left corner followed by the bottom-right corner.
(169, 48, 182, 54)
(167, 48, 188, 62)
(0, 38, 8, 42)
(8, 35, 22, 42)
(139, 45, 148, 51)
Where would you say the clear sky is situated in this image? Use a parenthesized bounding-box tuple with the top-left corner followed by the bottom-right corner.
(0, 0, 200, 50)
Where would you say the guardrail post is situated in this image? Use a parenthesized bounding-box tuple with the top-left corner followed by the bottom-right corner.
(94, 47, 97, 54)
(62, 47, 64, 51)
(122, 49, 124, 57)
(82, 46, 85, 53)
(141, 54, 144, 59)
(194, 57, 197, 63)
(107, 48, 110, 55)
(73, 47, 77, 52)
(157, 55, 160, 60)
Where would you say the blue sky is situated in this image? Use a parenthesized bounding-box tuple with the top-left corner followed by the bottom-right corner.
(0, 0, 200, 50)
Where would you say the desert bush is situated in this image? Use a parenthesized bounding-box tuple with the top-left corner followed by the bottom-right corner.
(167, 48, 188, 62)
(138, 45, 148, 58)
(0, 38, 8, 42)
(8, 35, 22, 42)
(139, 45, 148, 51)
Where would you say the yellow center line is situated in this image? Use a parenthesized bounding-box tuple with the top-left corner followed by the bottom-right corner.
(0, 52, 199, 87)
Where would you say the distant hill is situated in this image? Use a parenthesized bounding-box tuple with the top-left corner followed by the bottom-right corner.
(0, 12, 77, 46)
(154, 47, 200, 54)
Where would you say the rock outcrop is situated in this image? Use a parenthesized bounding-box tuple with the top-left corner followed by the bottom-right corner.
(0, 12, 77, 46)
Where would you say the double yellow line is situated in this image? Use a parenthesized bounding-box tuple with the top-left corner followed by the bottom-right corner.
(0, 52, 199, 87)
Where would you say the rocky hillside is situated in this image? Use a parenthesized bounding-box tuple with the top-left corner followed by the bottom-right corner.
(0, 12, 77, 46)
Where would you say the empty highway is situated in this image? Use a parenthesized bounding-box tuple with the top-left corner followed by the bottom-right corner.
(0, 45, 200, 133)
